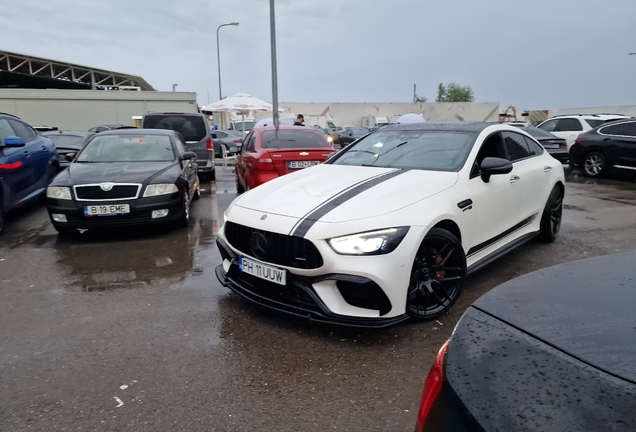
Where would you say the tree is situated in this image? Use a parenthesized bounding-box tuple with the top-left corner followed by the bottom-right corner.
(435, 83, 474, 102)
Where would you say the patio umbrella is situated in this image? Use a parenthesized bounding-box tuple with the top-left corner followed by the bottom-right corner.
(202, 93, 282, 134)
(397, 113, 426, 124)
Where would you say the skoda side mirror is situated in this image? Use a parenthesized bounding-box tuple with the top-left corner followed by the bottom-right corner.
(180, 151, 197, 161)
(65, 152, 77, 162)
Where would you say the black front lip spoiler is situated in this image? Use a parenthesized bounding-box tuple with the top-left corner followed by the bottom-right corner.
(215, 238, 409, 329)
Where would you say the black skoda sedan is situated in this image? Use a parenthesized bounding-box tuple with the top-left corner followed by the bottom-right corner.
(46, 129, 199, 235)
(415, 252, 636, 432)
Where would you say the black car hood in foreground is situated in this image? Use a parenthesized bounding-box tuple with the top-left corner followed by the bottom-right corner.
(473, 252, 636, 383)
(56, 161, 177, 186)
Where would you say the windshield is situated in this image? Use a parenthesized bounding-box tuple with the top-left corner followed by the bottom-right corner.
(77, 134, 175, 163)
(46, 135, 89, 149)
(262, 129, 329, 149)
(143, 115, 207, 142)
(332, 130, 475, 171)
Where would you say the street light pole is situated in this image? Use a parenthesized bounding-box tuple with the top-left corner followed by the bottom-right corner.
(216, 22, 239, 100)
(269, 0, 279, 127)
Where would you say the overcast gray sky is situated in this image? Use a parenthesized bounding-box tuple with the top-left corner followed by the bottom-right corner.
(2, 0, 635, 110)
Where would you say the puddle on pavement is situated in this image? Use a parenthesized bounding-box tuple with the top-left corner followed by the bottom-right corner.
(41, 216, 216, 292)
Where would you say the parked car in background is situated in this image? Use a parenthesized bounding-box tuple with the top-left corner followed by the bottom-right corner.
(46, 129, 199, 236)
(536, 114, 629, 150)
(211, 130, 243, 156)
(569, 118, 636, 177)
(338, 127, 371, 147)
(217, 123, 564, 327)
(88, 124, 137, 133)
(0, 113, 59, 234)
(414, 252, 636, 432)
(510, 125, 568, 163)
(141, 112, 216, 181)
(42, 130, 95, 169)
(235, 126, 336, 193)
(327, 125, 353, 145)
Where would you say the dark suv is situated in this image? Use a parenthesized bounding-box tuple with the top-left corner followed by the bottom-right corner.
(0, 113, 59, 234)
(142, 112, 215, 180)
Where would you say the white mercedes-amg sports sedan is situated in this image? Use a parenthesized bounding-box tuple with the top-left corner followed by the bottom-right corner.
(216, 123, 565, 327)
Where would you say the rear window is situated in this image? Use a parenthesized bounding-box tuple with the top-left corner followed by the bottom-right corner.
(585, 119, 604, 128)
(143, 115, 207, 142)
(261, 130, 329, 149)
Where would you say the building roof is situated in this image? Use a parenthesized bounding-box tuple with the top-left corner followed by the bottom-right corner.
(0, 50, 155, 91)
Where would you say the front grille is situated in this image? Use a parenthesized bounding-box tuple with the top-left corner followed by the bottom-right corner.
(225, 222, 323, 269)
(75, 184, 140, 201)
(230, 270, 323, 313)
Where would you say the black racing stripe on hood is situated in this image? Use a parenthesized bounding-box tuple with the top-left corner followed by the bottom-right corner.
(290, 169, 408, 238)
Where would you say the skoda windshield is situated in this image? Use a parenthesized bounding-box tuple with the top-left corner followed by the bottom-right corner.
(76, 135, 175, 163)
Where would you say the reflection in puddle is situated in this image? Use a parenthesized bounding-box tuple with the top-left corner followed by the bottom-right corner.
(52, 216, 215, 292)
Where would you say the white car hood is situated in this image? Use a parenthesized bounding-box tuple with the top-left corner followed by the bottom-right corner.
(235, 164, 458, 223)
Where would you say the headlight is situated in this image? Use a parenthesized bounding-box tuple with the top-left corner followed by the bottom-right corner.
(327, 135, 333, 143)
(327, 227, 409, 255)
(46, 186, 72, 200)
(143, 184, 179, 197)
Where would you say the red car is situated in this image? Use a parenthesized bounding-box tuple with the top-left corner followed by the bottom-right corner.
(235, 126, 337, 192)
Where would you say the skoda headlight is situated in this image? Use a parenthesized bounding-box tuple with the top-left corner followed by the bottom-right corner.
(143, 184, 178, 197)
(327, 227, 409, 255)
(46, 186, 72, 200)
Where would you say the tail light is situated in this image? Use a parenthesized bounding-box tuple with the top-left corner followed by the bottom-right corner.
(233, 139, 242, 144)
(207, 137, 214, 153)
(559, 141, 567, 148)
(574, 137, 584, 145)
(415, 339, 450, 432)
(256, 154, 275, 171)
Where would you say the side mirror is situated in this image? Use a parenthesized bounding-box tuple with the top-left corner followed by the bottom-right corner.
(480, 157, 513, 183)
(180, 151, 197, 161)
(2, 136, 25, 148)
(65, 152, 77, 162)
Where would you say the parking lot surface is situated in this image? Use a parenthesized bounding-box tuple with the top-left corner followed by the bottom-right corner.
(1, 166, 635, 431)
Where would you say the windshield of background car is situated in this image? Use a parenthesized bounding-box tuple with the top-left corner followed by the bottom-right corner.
(518, 127, 557, 139)
(143, 115, 207, 142)
(261, 130, 329, 149)
(46, 135, 88, 149)
(234, 121, 255, 131)
(76, 135, 175, 163)
(352, 128, 370, 135)
(332, 130, 476, 171)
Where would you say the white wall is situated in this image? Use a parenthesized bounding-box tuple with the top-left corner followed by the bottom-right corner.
(549, 105, 636, 118)
(275, 102, 500, 126)
(0, 89, 198, 130)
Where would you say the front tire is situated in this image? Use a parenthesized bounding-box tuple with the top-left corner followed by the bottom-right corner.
(406, 228, 466, 320)
(178, 192, 190, 228)
(236, 177, 245, 194)
(0, 205, 5, 236)
(539, 185, 563, 243)
(583, 152, 605, 177)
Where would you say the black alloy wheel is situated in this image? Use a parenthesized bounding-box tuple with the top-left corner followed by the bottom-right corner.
(407, 228, 466, 320)
(179, 192, 190, 227)
(0, 205, 4, 236)
(236, 176, 245, 194)
(539, 185, 563, 243)
(192, 180, 200, 201)
(583, 152, 605, 177)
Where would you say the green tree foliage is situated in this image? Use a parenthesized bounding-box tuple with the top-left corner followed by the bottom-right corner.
(435, 83, 474, 102)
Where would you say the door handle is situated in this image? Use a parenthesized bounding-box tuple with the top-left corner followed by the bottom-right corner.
(544, 166, 552, 172)
(510, 175, 520, 184)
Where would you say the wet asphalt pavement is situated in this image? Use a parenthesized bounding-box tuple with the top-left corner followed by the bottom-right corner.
(1, 166, 636, 431)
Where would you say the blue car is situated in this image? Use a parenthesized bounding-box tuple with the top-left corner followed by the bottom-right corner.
(0, 113, 59, 234)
